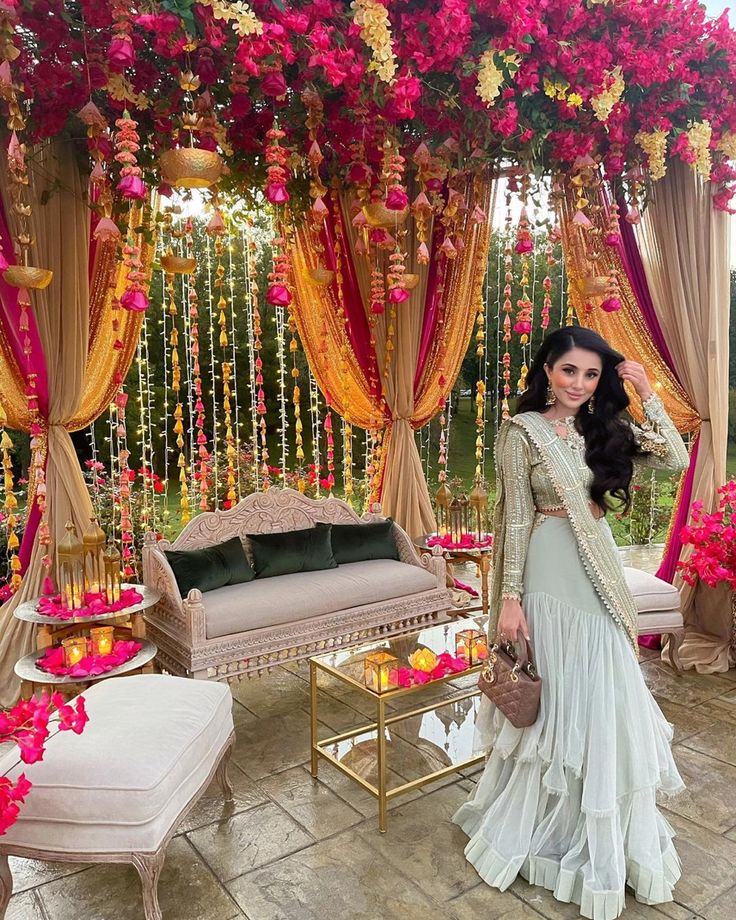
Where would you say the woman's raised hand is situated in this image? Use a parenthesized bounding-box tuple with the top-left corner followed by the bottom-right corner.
(496, 597, 530, 642)
(615, 359, 654, 401)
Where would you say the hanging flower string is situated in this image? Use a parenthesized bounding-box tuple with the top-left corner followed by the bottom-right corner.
(187, 225, 211, 512)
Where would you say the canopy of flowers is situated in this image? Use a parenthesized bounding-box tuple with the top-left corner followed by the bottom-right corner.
(2, 0, 735, 209)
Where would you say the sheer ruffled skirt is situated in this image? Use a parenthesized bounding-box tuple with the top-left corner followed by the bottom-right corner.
(453, 516, 684, 920)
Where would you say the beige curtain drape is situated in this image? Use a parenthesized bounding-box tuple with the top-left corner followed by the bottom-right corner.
(0, 142, 97, 705)
(636, 160, 732, 672)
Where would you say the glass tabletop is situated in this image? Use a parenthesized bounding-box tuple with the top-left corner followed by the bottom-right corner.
(310, 615, 488, 694)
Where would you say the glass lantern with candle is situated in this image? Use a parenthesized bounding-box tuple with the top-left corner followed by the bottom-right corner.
(435, 481, 453, 537)
(103, 537, 122, 605)
(469, 477, 489, 544)
(455, 628, 488, 664)
(458, 492, 470, 539)
(62, 635, 88, 667)
(89, 625, 115, 657)
(58, 522, 85, 611)
(83, 518, 106, 596)
(364, 651, 399, 693)
(449, 496, 462, 545)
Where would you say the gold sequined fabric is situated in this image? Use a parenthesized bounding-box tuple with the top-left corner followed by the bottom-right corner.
(490, 395, 690, 651)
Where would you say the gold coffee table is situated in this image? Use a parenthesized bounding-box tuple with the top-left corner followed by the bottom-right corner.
(309, 617, 487, 832)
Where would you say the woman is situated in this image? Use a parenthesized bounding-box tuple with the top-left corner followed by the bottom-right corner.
(453, 327, 689, 920)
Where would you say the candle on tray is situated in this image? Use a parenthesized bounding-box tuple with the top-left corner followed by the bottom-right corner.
(364, 651, 399, 694)
(62, 635, 88, 667)
(89, 626, 114, 656)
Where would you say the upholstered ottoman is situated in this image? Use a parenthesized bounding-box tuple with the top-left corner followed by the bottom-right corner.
(624, 566, 684, 670)
(0, 675, 234, 920)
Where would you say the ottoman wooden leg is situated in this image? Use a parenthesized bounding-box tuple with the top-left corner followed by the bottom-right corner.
(132, 850, 165, 920)
(667, 629, 684, 672)
(0, 853, 12, 919)
(215, 739, 234, 802)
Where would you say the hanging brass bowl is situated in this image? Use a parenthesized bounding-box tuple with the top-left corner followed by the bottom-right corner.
(308, 266, 334, 286)
(403, 273, 420, 290)
(160, 254, 197, 274)
(362, 201, 408, 228)
(581, 275, 608, 297)
(159, 148, 223, 189)
(2, 266, 53, 289)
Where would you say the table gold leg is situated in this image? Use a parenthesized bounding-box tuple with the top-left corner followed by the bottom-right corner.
(310, 660, 319, 777)
(479, 554, 491, 618)
(377, 696, 387, 833)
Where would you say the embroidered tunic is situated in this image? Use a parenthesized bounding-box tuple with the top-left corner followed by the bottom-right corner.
(490, 393, 690, 650)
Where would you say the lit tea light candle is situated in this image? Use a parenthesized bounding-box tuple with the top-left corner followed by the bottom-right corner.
(62, 636, 88, 667)
(89, 626, 114, 657)
(364, 651, 399, 694)
(455, 629, 487, 664)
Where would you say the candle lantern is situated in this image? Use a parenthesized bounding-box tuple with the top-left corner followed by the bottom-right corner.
(455, 629, 488, 664)
(83, 517, 106, 595)
(364, 651, 399, 694)
(62, 635, 88, 667)
(469, 478, 489, 543)
(449, 496, 462, 546)
(103, 537, 122, 605)
(435, 481, 453, 536)
(89, 626, 114, 657)
(58, 522, 85, 611)
(458, 492, 470, 537)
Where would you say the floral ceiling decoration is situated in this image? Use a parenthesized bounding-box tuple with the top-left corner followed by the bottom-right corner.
(0, 0, 733, 216)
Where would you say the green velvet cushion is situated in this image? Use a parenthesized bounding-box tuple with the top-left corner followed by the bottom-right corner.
(326, 519, 399, 565)
(248, 525, 338, 578)
(164, 536, 254, 597)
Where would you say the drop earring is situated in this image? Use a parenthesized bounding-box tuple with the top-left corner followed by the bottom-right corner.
(546, 383, 556, 406)
(588, 395, 595, 414)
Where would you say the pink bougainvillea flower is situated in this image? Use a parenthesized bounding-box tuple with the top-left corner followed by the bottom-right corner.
(120, 289, 149, 312)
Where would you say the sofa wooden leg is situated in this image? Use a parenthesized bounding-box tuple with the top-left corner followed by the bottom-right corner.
(132, 850, 165, 920)
(215, 740, 234, 802)
(667, 629, 684, 672)
(0, 853, 12, 920)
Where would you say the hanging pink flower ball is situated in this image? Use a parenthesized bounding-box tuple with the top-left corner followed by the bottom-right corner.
(266, 284, 292, 307)
(371, 301, 385, 314)
(515, 238, 534, 254)
(604, 232, 621, 247)
(600, 296, 622, 313)
(121, 289, 149, 312)
(513, 320, 532, 334)
(0, 249, 8, 272)
(265, 182, 290, 205)
(117, 174, 146, 200)
(261, 71, 288, 98)
(388, 286, 410, 303)
(347, 162, 371, 184)
(108, 36, 135, 70)
(385, 187, 409, 211)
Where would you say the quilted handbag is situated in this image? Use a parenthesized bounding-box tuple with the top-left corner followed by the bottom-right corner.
(478, 638, 541, 728)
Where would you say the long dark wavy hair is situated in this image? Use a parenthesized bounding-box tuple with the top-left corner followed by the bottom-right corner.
(516, 327, 639, 513)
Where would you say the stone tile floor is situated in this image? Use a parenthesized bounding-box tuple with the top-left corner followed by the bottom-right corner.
(9, 547, 736, 920)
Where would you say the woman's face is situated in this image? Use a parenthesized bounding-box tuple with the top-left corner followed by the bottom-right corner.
(545, 347, 602, 414)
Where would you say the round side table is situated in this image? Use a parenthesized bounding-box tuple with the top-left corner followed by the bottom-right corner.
(14, 584, 161, 698)
(415, 535, 494, 618)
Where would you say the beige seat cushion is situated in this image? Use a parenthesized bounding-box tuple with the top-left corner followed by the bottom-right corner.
(623, 566, 681, 613)
(0, 675, 232, 855)
(204, 559, 438, 640)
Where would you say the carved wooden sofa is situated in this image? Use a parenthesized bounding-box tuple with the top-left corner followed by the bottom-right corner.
(142, 489, 449, 682)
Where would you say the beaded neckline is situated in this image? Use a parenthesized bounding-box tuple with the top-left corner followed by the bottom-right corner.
(540, 413, 584, 449)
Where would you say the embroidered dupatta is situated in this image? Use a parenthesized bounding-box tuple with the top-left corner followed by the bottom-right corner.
(489, 413, 639, 653)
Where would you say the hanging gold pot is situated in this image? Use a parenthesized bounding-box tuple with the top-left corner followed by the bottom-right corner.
(362, 201, 408, 228)
(403, 273, 420, 290)
(2, 266, 53, 289)
(307, 266, 334, 286)
(160, 254, 197, 274)
(159, 148, 223, 189)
